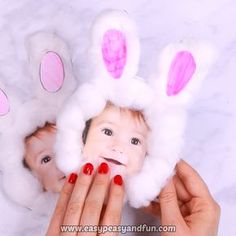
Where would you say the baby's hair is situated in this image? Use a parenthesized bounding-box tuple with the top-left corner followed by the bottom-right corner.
(106, 101, 147, 126)
(22, 158, 30, 170)
(23, 122, 56, 170)
(82, 101, 148, 144)
(82, 119, 92, 144)
(25, 122, 56, 144)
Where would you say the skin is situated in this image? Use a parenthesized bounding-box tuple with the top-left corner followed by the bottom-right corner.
(82, 105, 149, 176)
(143, 160, 221, 236)
(46, 163, 125, 236)
(47, 160, 220, 236)
(41, 108, 219, 235)
(24, 128, 66, 192)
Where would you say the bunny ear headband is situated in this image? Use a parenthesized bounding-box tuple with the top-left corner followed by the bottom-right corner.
(55, 9, 217, 208)
(0, 32, 77, 207)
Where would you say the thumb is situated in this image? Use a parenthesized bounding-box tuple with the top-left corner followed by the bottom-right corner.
(159, 178, 183, 225)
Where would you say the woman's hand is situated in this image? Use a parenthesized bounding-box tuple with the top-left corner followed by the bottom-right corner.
(143, 159, 220, 236)
(46, 162, 124, 236)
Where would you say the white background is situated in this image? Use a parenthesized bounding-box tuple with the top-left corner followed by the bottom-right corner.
(0, 0, 235, 235)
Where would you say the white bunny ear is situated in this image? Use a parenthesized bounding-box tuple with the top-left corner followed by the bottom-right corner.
(89, 10, 140, 81)
(26, 32, 76, 104)
(0, 33, 78, 207)
(0, 82, 23, 133)
(150, 40, 217, 106)
(127, 41, 218, 208)
(166, 50, 196, 96)
(55, 10, 154, 174)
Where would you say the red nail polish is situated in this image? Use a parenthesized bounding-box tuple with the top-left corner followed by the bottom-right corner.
(114, 175, 123, 186)
(68, 173, 77, 184)
(98, 162, 109, 174)
(83, 163, 94, 175)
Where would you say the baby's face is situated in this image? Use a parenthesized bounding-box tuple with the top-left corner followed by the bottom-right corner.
(25, 128, 66, 192)
(82, 105, 148, 176)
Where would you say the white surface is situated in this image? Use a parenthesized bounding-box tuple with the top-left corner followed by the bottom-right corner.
(0, 0, 235, 235)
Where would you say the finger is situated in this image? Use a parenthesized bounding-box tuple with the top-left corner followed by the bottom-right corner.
(46, 173, 77, 236)
(144, 199, 188, 218)
(159, 178, 185, 225)
(142, 201, 161, 218)
(100, 175, 125, 236)
(79, 162, 110, 235)
(62, 163, 94, 236)
(143, 186, 188, 219)
(176, 159, 211, 198)
(173, 175, 191, 202)
(179, 202, 190, 217)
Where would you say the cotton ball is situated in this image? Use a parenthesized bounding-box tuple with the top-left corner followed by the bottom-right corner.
(2, 168, 42, 207)
(55, 128, 83, 174)
(73, 83, 106, 120)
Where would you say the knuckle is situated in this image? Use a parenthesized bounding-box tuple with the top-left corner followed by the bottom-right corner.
(160, 191, 176, 204)
(207, 201, 221, 223)
(61, 186, 72, 197)
(215, 202, 221, 214)
(106, 210, 121, 223)
(84, 199, 100, 214)
(111, 189, 124, 200)
(67, 201, 83, 215)
(54, 205, 64, 218)
(211, 200, 221, 214)
(76, 176, 91, 187)
(205, 199, 221, 216)
(94, 178, 107, 187)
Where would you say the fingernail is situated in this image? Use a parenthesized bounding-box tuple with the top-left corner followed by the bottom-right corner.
(114, 175, 123, 186)
(68, 173, 78, 184)
(98, 162, 109, 174)
(83, 163, 94, 175)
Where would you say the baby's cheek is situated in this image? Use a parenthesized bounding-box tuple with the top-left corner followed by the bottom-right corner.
(127, 153, 144, 175)
(35, 166, 46, 181)
(42, 172, 58, 191)
(127, 158, 141, 174)
(39, 166, 53, 187)
(84, 137, 105, 153)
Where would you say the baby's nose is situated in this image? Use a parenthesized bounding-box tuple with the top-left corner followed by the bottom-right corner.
(112, 147, 123, 154)
(111, 140, 125, 154)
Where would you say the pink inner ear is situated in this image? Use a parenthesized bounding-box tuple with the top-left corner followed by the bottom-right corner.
(0, 89, 10, 116)
(167, 51, 196, 96)
(102, 29, 127, 79)
(40, 51, 64, 92)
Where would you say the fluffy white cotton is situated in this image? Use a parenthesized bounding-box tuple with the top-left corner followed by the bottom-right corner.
(26, 32, 77, 105)
(56, 10, 216, 208)
(0, 32, 77, 207)
(89, 10, 140, 83)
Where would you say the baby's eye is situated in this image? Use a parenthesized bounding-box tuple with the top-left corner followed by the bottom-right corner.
(41, 155, 51, 164)
(131, 137, 141, 145)
(102, 128, 113, 136)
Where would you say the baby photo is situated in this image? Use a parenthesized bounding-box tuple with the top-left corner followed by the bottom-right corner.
(23, 123, 66, 193)
(21, 102, 148, 196)
(55, 9, 215, 209)
(81, 102, 149, 177)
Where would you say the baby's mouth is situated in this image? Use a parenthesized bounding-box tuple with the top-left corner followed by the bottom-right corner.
(103, 157, 123, 165)
(101, 157, 125, 166)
